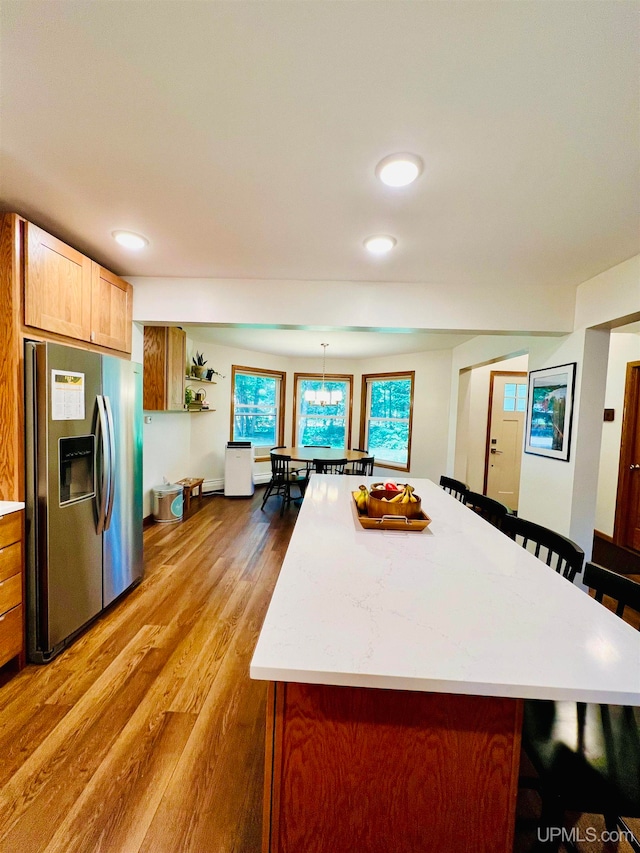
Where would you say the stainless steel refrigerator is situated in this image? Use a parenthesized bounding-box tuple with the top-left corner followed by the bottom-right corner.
(25, 341, 143, 662)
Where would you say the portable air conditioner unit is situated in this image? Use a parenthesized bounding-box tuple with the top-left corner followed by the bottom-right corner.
(224, 441, 255, 497)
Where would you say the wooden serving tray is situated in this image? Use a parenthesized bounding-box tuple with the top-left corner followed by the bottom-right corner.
(352, 493, 432, 532)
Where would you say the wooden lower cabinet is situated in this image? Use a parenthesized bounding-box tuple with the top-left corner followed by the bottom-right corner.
(263, 682, 522, 853)
(0, 510, 24, 669)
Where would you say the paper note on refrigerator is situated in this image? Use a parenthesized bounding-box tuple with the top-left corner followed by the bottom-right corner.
(51, 370, 85, 420)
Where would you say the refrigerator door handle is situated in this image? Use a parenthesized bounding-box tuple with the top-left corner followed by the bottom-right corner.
(96, 395, 110, 534)
(104, 395, 116, 532)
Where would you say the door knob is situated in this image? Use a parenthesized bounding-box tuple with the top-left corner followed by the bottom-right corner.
(630, 463, 640, 470)
(490, 448, 503, 455)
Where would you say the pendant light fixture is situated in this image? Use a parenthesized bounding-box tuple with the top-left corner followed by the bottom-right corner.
(305, 344, 343, 406)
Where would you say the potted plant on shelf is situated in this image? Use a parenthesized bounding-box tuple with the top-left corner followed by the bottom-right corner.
(192, 351, 207, 379)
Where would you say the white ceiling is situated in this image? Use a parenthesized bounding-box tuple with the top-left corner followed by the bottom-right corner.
(1, 1, 638, 294)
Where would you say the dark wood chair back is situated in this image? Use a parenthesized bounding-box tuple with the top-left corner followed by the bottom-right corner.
(313, 458, 348, 475)
(522, 560, 640, 843)
(502, 515, 584, 582)
(348, 456, 374, 476)
(439, 475, 468, 502)
(584, 562, 640, 625)
(464, 491, 509, 529)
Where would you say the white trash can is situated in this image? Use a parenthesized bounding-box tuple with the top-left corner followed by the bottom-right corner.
(152, 483, 183, 523)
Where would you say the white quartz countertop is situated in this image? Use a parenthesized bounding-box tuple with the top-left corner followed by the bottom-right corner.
(250, 476, 640, 704)
(0, 501, 24, 517)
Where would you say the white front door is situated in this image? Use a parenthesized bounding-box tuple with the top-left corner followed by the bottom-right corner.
(485, 373, 527, 511)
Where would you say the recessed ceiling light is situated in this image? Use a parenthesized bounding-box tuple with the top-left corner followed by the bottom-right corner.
(364, 235, 397, 255)
(376, 153, 423, 187)
(112, 230, 148, 250)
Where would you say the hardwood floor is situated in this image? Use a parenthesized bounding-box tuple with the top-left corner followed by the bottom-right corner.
(0, 492, 296, 853)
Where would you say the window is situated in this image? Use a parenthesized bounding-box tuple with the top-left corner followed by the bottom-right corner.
(360, 372, 414, 471)
(503, 382, 528, 412)
(231, 366, 285, 460)
(293, 374, 353, 448)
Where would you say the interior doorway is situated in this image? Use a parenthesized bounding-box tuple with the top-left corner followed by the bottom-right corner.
(453, 353, 528, 498)
(614, 360, 640, 551)
(484, 372, 527, 511)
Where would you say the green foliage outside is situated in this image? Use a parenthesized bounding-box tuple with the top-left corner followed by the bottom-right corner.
(367, 378, 411, 463)
(298, 379, 347, 447)
(233, 372, 278, 446)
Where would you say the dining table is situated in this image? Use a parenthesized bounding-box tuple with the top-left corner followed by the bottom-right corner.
(269, 446, 369, 464)
(250, 475, 640, 853)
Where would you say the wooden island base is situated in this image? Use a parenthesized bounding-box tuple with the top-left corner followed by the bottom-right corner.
(263, 682, 522, 853)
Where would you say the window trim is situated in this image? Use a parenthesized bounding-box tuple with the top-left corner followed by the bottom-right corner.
(230, 365, 286, 462)
(292, 373, 354, 449)
(359, 370, 415, 472)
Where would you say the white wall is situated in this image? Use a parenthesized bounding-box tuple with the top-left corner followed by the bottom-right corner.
(595, 332, 640, 536)
(517, 328, 610, 561)
(130, 276, 576, 335)
(574, 255, 640, 330)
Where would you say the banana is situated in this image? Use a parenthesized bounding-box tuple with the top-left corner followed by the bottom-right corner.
(354, 485, 369, 513)
(401, 485, 417, 504)
(389, 491, 404, 503)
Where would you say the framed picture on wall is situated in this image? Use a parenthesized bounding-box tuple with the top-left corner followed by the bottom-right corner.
(524, 362, 577, 461)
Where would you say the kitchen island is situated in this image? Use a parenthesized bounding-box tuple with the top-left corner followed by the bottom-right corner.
(250, 476, 640, 853)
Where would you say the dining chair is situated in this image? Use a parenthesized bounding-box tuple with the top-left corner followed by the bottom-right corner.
(584, 561, 640, 621)
(347, 456, 374, 476)
(519, 562, 640, 851)
(439, 475, 468, 502)
(502, 514, 585, 583)
(261, 450, 305, 516)
(464, 490, 510, 529)
(313, 458, 348, 475)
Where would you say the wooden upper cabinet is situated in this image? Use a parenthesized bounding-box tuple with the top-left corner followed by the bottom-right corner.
(143, 326, 186, 411)
(23, 221, 133, 354)
(90, 264, 133, 353)
(24, 222, 93, 342)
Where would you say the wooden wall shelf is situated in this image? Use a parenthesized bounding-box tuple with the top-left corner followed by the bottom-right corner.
(143, 409, 216, 414)
(185, 376, 217, 385)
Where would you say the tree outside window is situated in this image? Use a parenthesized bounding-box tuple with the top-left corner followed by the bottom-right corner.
(361, 373, 414, 470)
(231, 366, 285, 458)
(294, 376, 352, 448)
